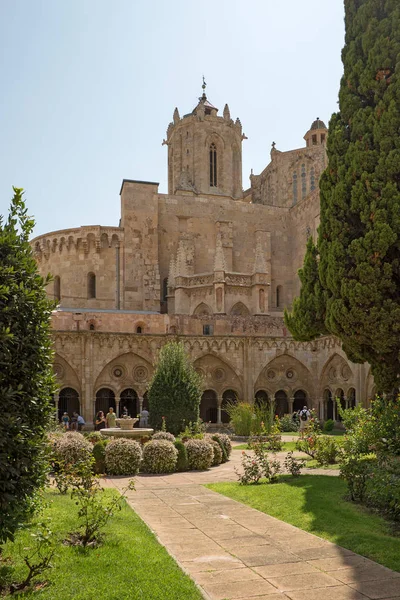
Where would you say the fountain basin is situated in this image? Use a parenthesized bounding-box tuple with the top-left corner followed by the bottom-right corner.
(100, 427, 154, 440)
(115, 417, 139, 430)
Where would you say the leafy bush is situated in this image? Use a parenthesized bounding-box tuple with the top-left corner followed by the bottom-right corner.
(323, 419, 334, 432)
(184, 439, 213, 470)
(148, 342, 202, 435)
(53, 432, 93, 466)
(0, 189, 56, 543)
(365, 468, 400, 522)
(235, 447, 281, 485)
(174, 440, 189, 472)
(180, 419, 206, 441)
(211, 433, 232, 459)
(152, 431, 176, 443)
(224, 402, 253, 436)
(85, 431, 103, 444)
(92, 440, 108, 474)
(314, 436, 339, 466)
(279, 414, 298, 432)
(340, 456, 374, 502)
(209, 440, 223, 466)
(284, 452, 305, 477)
(105, 439, 142, 476)
(142, 440, 178, 474)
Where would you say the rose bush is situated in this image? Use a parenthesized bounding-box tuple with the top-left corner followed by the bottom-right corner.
(105, 438, 142, 476)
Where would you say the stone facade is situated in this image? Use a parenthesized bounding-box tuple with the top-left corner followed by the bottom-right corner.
(31, 89, 374, 425)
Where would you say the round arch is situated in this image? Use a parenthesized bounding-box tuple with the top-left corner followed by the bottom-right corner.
(293, 389, 307, 412)
(120, 388, 138, 418)
(274, 390, 289, 418)
(59, 387, 80, 421)
(95, 388, 116, 417)
(255, 389, 269, 409)
(200, 389, 217, 424)
(221, 389, 238, 423)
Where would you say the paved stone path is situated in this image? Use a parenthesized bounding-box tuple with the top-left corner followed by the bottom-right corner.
(104, 452, 400, 599)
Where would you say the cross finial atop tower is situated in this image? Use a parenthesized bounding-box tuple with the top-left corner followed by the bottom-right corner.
(201, 75, 207, 99)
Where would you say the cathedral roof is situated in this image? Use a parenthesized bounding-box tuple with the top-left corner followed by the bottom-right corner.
(310, 118, 327, 130)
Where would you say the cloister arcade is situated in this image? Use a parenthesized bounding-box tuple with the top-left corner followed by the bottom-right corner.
(52, 347, 361, 426)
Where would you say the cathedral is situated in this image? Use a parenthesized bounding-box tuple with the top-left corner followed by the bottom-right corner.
(31, 85, 375, 426)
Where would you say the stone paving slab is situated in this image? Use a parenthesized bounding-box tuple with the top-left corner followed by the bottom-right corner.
(105, 476, 400, 599)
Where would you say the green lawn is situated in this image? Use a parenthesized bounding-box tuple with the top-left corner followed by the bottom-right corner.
(0, 490, 202, 600)
(207, 475, 400, 572)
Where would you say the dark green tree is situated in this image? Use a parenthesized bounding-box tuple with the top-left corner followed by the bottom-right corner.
(0, 188, 55, 543)
(148, 341, 202, 435)
(286, 0, 400, 392)
(284, 237, 328, 341)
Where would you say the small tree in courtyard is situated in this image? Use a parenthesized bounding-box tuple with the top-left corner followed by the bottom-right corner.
(285, 0, 400, 393)
(0, 188, 55, 543)
(148, 341, 202, 435)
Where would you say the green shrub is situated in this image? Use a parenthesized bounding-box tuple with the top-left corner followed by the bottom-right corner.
(148, 342, 202, 435)
(105, 439, 142, 476)
(0, 189, 56, 543)
(92, 440, 108, 474)
(53, 432, 93, 466)
(212, 433, 232, 459)
(185, 439, 213, 470)
(209, 440, 223, 466)
(314, 436, 339, 466)
(279, 414, 298, 432)
(323, 419, 334, 432)
(152, 431, 176, 443)
(365, 468, 400, 522)
(85, 431, 103, 444)
(225, 402, 253, 436)
(340, 456, 374, 502)
(174, 440, 189, 472)
(142, 440, 178, 474)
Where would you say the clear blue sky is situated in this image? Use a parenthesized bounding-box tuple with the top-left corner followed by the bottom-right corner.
(0, 0, 345, 238)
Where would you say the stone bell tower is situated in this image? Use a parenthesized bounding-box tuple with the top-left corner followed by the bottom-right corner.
(163, 79, 246, 199)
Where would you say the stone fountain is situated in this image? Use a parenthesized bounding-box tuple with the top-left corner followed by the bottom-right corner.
(100, 416, 153, 440)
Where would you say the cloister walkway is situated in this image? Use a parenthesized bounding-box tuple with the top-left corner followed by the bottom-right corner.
(103, 445, 400, 600)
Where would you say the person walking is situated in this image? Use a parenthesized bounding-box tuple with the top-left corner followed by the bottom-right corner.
(299, 405, 310, 433)
(106, 407, 117, 428)
(139, 408, 149, 427)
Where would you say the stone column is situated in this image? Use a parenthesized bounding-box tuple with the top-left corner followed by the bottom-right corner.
(217, 395, 222, 425)
(92, 398, 96, 425)
(320, 400, 325, 421)
(289, 397, 294, 415)
(116, 397, 120, 418)
(139, 396, 144, 414)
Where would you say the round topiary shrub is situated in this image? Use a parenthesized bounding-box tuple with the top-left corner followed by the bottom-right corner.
(142, 440, 178, 474)
(174, 440, 189, 472)
(105, 438, 142, 476)
(212, 433, 232, 459)
(209, 439, 223, 466)
(53, 432, 92, 466)
(152, 431, 176, 443)
(185, 439, 213, 470)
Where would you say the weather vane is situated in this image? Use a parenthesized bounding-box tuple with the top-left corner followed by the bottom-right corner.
(202, 75, 207, 93)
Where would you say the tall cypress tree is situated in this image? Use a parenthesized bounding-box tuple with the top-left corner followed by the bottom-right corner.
(284, 237, 328, 341)
(286, 0, 400, 392)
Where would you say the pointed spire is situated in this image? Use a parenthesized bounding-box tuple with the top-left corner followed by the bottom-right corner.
(176, 240, 188, 276)
(173, 107, 180, 124)
(223, 103, 230, 121)
(254, 236, 268, 273)
(168, 255, 176, 288)
(214, 232, 226, 272)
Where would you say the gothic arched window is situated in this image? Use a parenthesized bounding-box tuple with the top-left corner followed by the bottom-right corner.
(276, 285, 283, 308)
(87, 272, 96, 299)
(310, 167, 316, 192)
(210, 143, 217, 187)
(301, 163, 307, 199)
(54, 276, 61, 301)
(292, 172, 298, 204)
